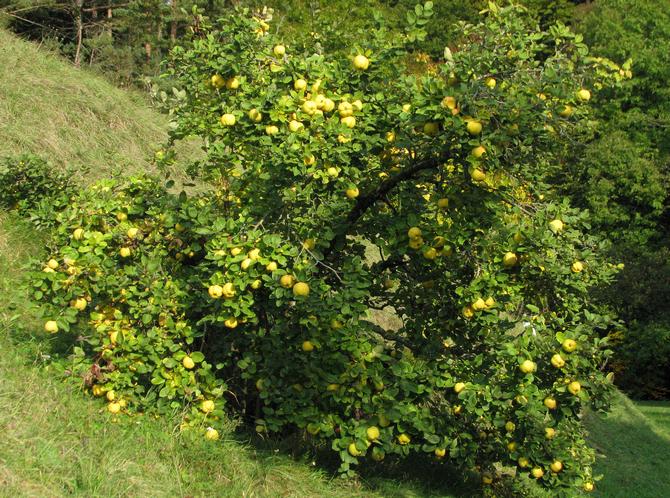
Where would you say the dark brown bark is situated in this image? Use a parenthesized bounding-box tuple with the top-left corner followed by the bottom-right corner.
(323, 154, 448, 257)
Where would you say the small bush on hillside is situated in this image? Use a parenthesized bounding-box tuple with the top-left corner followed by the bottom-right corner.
(0, 154, 75, 226)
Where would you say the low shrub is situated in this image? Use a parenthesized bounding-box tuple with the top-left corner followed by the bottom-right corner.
(610, 321, 670, 399)
(0, 154, 75, 226)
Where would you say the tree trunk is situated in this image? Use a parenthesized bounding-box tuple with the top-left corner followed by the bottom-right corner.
(106, 7, 113, 36)
(170, 0, 178, 44)
(73, 0, 84, 68)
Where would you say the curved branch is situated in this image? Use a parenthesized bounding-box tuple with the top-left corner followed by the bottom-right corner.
(324, 153, 448, 257)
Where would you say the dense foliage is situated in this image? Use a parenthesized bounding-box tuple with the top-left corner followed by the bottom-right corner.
(571, 0, 670, 398)
(13, 4, 635, 495)
(0, 1, 587, 85)
(0, 0, 232, 86)
(0, 155, 75, 225)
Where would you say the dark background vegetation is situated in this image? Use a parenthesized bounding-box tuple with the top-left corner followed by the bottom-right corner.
(1, 0, 667, 399)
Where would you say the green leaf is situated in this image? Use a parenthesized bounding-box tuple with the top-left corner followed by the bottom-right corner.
(190, 351, 205, 362)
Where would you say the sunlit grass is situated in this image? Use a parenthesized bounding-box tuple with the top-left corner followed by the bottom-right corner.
(585, 392, 670, 498)
(0, 28, 198, 182)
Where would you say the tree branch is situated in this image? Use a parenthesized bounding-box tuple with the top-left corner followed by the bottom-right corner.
(374, 254, 408, 273)
(82, 3, 129, 12)
(324, 153, 448, 257)
(4, 3, 72, 15)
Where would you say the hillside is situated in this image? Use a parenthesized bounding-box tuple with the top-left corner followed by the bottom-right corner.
(587, 393, 670, 497)
(0, 28, 177, 178)
(0, 27, 669, 498)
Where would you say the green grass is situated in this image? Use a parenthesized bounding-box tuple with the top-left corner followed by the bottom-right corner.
(635, 401, 670, 436)
(0, 28, 197, 180)
(585, 392, 670, 498)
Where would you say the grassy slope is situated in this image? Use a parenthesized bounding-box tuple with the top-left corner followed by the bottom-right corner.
(1, 27, 669, 498)
(586, 393, 670, 498)
(636, 401, 670, 436)
(0, 28, 192, 179)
